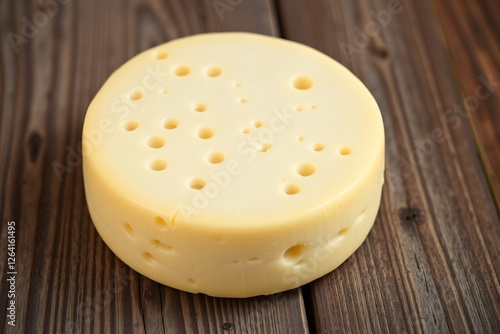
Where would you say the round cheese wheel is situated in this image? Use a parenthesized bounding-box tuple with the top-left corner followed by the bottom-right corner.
(83, 32, 384, 297)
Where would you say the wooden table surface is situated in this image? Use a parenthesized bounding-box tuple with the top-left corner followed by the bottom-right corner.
(1, 0, 499, 333)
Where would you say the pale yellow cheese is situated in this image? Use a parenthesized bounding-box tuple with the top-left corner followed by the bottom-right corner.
(83, 32, 384, 297)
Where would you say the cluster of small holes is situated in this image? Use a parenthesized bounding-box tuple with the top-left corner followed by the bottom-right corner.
(190, 178, 206, 190)
(123, 120, 138, 131)
(119, 67, 352, 201)
(124, 223, 135, 238)
(296, 163, 316, 177)
(197, 127, 214, 139)
(147, 136, 165, 149)
(208, 152, 225, 164)
(284, 183, 300, 195)
(164, 118, 179, 130)
(150, 159, 167, 171)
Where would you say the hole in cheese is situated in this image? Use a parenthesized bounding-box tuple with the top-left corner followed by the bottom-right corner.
(197, 127, 214, 139)
(143, 252, 157, 265)
(313, 143, 324, 152)
(190, 178, 206, 190)
(174, 65, 190, 76)
(338, 227, 349, 235)
(147, 136, 165, 149)
(284, 183, 300, 195)
(149, 159, 167, 171)
(258, 144, 272, 152)
(129, 90, 144, 101)
(296, 163, 316, 177)
(124, 223, 135, 238)
(155, 51, 168, 60)
(194, 103, 207, 112)
(339, 147, 352, 155)
(293, 76, 314, 90)
(284, 244, 307, 262)
(123, 120, 138, 131)
(152, 239, 173, 252)
(253, 120, 263, 128)
(207, 152, 225, 164)
(155, 216, 168, 227)
(164, 118, 179, 130)
(207, 67, 222, 77)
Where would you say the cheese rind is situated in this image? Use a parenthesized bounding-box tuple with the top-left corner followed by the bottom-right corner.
(83, 32, 384, 297)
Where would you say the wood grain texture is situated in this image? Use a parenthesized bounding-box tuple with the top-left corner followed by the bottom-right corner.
(277, 0, 500, 332)
(432, 0, 500, 209)
(0, 0, 308, 333)
(1, 0, 499, 333)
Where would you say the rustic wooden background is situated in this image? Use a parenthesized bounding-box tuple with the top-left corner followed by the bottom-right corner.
(1, 0, 499, 333)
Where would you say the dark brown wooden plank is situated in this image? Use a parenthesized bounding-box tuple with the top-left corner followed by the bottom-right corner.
(277, 0, 500, 332)
(432, 0, 500, 209)
(0, 0, 309, 333)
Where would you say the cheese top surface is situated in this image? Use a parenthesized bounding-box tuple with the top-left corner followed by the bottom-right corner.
(84, 32, 383, 229)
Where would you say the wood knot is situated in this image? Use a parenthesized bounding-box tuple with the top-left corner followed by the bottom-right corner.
(222, 322, 234, 331)
(399, 207, 422, 224)
(27, 131, 43, 162)
(368, 42, 390, 59)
